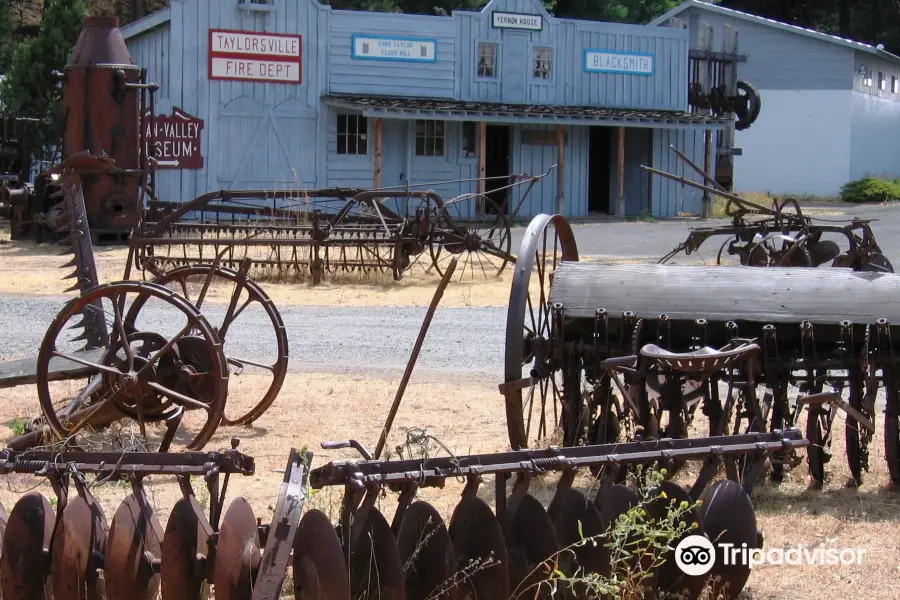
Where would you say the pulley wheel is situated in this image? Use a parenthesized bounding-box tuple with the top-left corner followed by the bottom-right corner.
(51, 495, 108, 600)
(348, 505, 404, 600)
(698, 480, 759, 600)
(549, 488, 610, 579)
(161, 497, 212, 600)
(448, 496, 509, 600)
(646, 481, 707, 599)
(500, 494, 559, 597)
(0, 492, 54, 600)
(292, 509, 349, 600)
(397, 501, 457, 600)
(105, 494, 162, 600)
(214, 497, 261, 600)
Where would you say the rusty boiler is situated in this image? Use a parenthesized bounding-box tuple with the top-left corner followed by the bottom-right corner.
(63, 16, 144, 242)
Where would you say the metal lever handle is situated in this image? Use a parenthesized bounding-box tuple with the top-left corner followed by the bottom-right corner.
(320, 440, 374, 461)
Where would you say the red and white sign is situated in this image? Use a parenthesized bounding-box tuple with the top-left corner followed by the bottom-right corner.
(208, 29, 302, 84)
(144, 107, 204, 170)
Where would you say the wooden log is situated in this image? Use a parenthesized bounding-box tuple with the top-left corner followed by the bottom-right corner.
(616, 127, 625, 218)
(374, 118, 383, 189)
(549, 262, 900, 325)
(478, 121, 487, 214)
(556, 125, 565, 215)
(0, 348, 106, 390)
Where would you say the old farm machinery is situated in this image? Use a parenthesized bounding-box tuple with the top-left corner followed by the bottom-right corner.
(130, 169, 550, 284)
(502, 213, 900, 489)
(642, 152, 892, 272)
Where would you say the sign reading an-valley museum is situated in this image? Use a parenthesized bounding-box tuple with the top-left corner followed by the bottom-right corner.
(584, 50, 654, 76)
(143, 107, 204, 170)
(351, 35, 437, 62)
(491, 11, 543, 30)
(209, 29, 302, 83)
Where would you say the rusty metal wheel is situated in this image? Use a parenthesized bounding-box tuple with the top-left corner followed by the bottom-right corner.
(214, 497, 261, 600)
(883, 366, 900, 485)
(500, 494, 559, 598)
(397, 501, 457, 600)
(697, 480, 759, 600)
(35, 281, 228, 451)
(429, 195, 513, 281)
(503, 213, 579, 450)
(548, 488, 609, 588)
(293, 509, 349, 600)
(348, 505, 404, 600)
(448, 496, 509, 600)
(105, 493, 163, 600)
(127, 265, 288, 426)
(50, 493, 108, 600)
(0, 492, 54, 600)
(844, 363, 870, 487)
(161, 496, 212, 600)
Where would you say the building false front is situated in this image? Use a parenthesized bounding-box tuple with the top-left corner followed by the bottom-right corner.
(123, 0, 729, 219)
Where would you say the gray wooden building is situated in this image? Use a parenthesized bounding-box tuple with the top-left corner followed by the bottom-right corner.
(653, 0, 900, 197)
(122, 0, 731, 218)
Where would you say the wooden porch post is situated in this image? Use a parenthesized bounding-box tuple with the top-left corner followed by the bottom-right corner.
(556, 125, 565, 215)
(616, 126, 626, 219)
(374, 118, 383, 188)
(701, 128, 712, 218)
(477, 121, 487, 214)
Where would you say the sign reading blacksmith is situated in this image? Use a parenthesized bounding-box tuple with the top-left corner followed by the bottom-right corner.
(144, 107, 205, 170)
(209, 29, 302, 83)
(584, 50, 654, 76)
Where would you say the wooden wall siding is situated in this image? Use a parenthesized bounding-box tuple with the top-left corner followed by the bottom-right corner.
(328, 12, 456, 98)
(509, 125, 588, 218)
(127, 25, 170, 99)
(651, 128, 710, 216)
(680, 7, 854, 91)
(456, 0, 689, 111)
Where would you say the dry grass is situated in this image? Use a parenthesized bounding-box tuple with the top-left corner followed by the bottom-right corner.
(0, 369, 897, 599)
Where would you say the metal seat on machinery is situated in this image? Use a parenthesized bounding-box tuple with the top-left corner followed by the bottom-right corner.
(639, 340, 760, 376)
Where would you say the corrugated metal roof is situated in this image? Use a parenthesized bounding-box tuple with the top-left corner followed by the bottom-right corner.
(323, 94, 730, 129)
(650, 0, 900, 64)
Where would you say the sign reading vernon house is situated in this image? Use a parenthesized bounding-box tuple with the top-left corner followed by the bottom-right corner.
(491, 11, 543, 30)
(209, 29, 302, 83)
(143, 107, 204, 170)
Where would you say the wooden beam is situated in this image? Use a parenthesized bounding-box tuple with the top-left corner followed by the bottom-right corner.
(617, 126, 625, 218)
(477, 121, 487, 214)
(701, 129, 713, 218)
(556, 125, 565, 215)
(374, 118, 383, 189)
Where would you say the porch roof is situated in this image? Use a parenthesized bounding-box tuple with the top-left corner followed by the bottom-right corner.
(322, 94, 730, 130)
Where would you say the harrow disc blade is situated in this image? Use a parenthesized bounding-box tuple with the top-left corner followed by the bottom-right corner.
(161, 497, 211, 600)
(500, 494, 559, 597)
(348, 505, 405, 600)
(647, 481, 707, 599)
(0, 492, 54, 600)
(292, 509, 349, 600)
(595, 483, 638, 527)
(549, 488, 610, 580)
(698, 480, 758, 600)
(51, 496, 107, 600)
(214, 497, 261, 600)
(396, 501, 457, 600)
(105, 494, 162, 600)
(448, 496, 509, 600)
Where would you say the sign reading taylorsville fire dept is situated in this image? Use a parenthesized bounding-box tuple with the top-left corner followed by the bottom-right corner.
(351, 34, 437, 62)
(584, 50, 654, 76)
(209, 29, 302, 83)
(491, 11, 543, 31)
(143, 107, 204, 170)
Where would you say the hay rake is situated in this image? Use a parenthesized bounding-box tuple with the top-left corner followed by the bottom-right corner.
(502, 213, 900, 489)
(131, 168, 554, 285)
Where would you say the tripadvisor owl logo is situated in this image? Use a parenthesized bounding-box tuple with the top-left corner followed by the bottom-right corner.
(675, 535, 716, 576)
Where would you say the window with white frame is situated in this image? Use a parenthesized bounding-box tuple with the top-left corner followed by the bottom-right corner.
(461, 122, 477, 157)
(337, 114, 368, 155)
(477, 43, 497, 77)
(879, 71, 887, 90)
(893, 76, 899, 94)
(533, 47, 551, 79)
(415, 120, 445, 156)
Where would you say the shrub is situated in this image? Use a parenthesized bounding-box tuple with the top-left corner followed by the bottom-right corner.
(840, 177, 900, 203)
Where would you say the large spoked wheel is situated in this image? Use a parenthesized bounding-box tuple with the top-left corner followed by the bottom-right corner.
(503, 214, 579, 450)
(35, 281, 228, 451)
(429, 195, 513, 281)
(125, 265, 288, 426)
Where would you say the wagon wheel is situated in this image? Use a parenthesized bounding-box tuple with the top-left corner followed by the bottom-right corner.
(125, 265, 288, 426)
(429, 195, 513, 281)
(503, 214, 579, 450)
(882, 366, 900, 485)
(844, 362, 872, 487)
(35, 281, 228, 451)
(744, 233, 812, 267)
